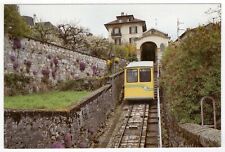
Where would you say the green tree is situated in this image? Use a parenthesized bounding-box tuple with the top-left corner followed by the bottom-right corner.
(112, 43, 137, 61)
(4, 4, 30, 38)
(57, 23, 92, 50)
(32, 22, 58, 43)
(123, 43, 137, 61)
(87, 36, 110, 59)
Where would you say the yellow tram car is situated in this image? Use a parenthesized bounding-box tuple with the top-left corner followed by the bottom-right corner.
(124, 61, 154, 101)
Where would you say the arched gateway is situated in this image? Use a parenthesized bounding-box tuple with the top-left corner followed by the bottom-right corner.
(140, 42, 157, 62)
(135, 29, 170, 62)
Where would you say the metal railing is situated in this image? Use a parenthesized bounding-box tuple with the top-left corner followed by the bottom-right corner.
(200, 96, 217, 129)
(157, 60, 162, 147)
(111, 32, 122, 36)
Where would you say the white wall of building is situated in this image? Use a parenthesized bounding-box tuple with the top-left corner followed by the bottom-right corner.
(108, 23, 144, 44)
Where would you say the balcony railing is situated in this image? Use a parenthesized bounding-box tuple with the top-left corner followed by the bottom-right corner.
(111, 32, 122, 36)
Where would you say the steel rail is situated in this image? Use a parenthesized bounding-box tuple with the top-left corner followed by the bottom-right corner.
(117, 105, 133, 147)
(138, 104, 148, 147)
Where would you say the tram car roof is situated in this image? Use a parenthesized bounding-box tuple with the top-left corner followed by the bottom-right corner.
(126, 61, 154, 68)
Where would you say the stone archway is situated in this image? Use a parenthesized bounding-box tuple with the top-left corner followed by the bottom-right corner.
(140, 42, 157, 62)
(135, 28, 170, 61)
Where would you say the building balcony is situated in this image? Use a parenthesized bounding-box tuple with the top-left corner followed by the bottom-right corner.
(111, 32, 122, 37)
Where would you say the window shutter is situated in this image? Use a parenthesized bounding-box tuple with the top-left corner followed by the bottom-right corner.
(135, 26, 137, 33)
(129, 27, 131, 34)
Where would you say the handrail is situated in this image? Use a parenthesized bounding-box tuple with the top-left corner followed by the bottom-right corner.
(109, 70, 124, 79)
(200, 96, 217, 129)
(157, 60, 162, 147)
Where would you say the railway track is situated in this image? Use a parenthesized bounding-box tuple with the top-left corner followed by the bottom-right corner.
(107, 63, 162, 148)
(110, 102, 159, 148)
(111, 103, 148, 148)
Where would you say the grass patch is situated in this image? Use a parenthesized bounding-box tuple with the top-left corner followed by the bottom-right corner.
(4, 91, 89, 110)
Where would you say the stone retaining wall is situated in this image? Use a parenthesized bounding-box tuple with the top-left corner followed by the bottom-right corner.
(4, 71, 124, 148)
(178, 123, 221, 147)
(4, 36, 107, 94)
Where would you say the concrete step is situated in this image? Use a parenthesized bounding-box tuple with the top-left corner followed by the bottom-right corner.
(147, 126, 159, 132)
(148, 120, 158, 124)
(146, 132, 158, 137)
(145, 143, 158, 147)
(145, 139, 158, 145)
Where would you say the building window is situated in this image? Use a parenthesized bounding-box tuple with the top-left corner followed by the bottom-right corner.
(129, 26, 138, 34)
(113, 27, 121, 34)
(114, 38, 121, 45)
(129, 37, 136, 44)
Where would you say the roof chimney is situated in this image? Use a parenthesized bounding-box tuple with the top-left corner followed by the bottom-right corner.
(121, 12, 124, 16)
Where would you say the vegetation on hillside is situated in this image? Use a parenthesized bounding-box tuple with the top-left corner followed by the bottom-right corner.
(161, 23, 221, 124)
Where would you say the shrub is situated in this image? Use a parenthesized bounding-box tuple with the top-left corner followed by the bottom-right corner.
(58, 77, 108, 91)
(53, 57, 59, 66)
(47, 54, 51, 59)
(79, 62, 86, 71)
(33, 70, 37, 75)
(24, 60, 32, 73)
(52, 69, 56, 79)
(13, 62, 19, 70)
(25, 60, 32, 67)
(161, 23, 221, 124)
(4, 73, 32, 96)
(12, 38, 21, 49)
(50, 61, 53, 68)
(92, 65, 97, 75)
(10, 55, 16, 62)
(42, 68, 50, 76)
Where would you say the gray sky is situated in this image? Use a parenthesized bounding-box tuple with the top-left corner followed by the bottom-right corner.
(18, 3, 220, 40)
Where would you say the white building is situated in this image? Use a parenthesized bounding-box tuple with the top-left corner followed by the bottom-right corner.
(104, 12, 147, 45)
(105, 13, 170, 62)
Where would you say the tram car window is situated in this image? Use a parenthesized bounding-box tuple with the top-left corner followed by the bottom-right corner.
(124, 61, 154, 101)
(140, 68, 151, 82)
(127, 69, 138, 83)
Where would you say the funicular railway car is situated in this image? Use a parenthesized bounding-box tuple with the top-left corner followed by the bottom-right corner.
(124, 61, 154, 101)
